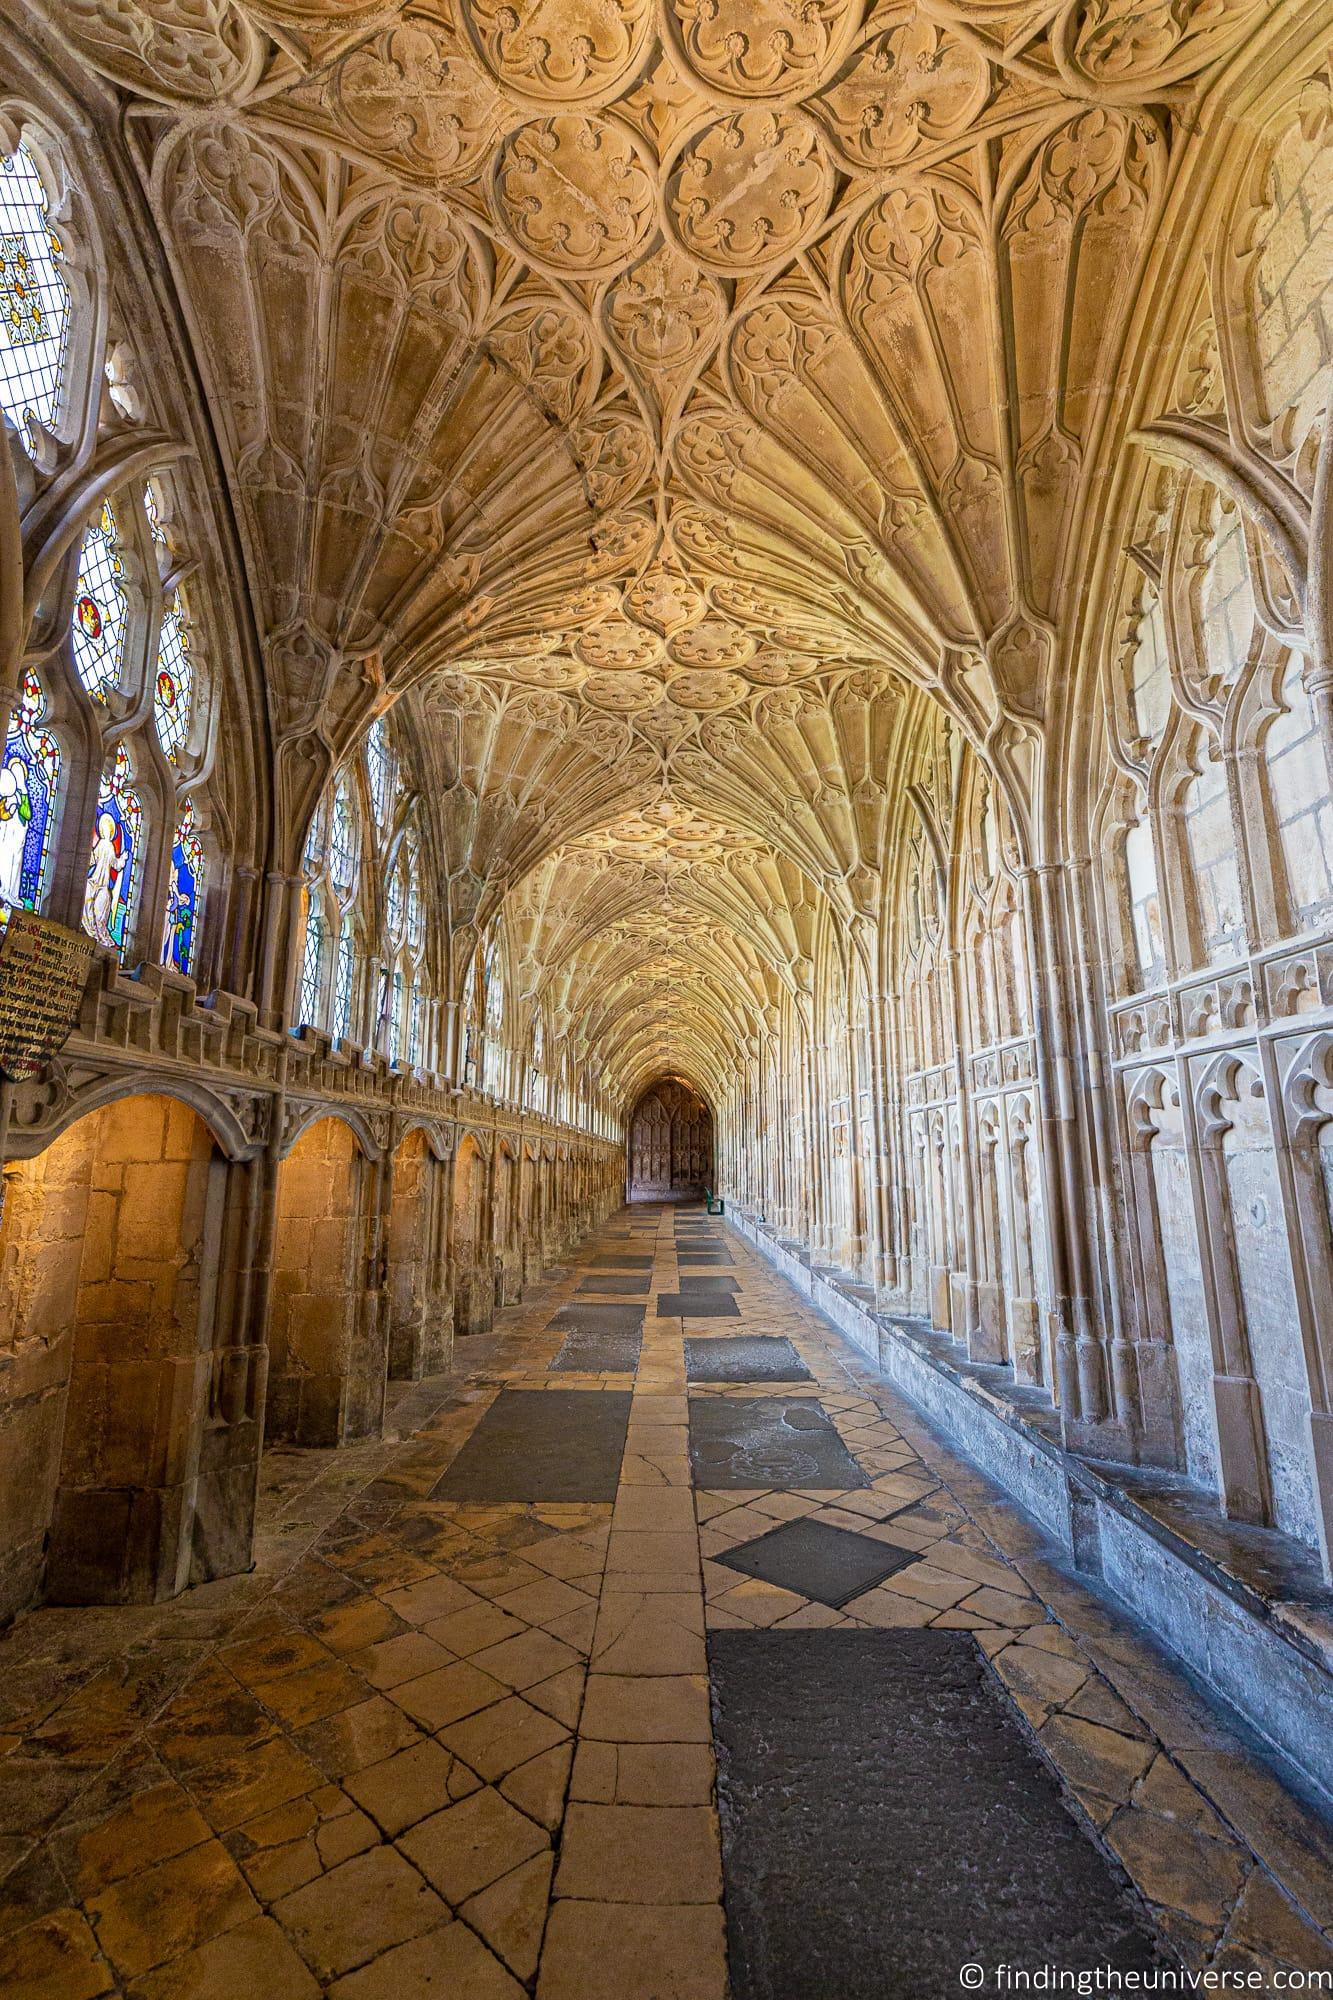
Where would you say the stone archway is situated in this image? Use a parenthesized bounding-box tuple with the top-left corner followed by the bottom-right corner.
(0, 1094, 230, 1607)
(627, 1078, 714, 1201)
(387, 1127, 451, 1380)
(268, 1117, 387, 1446)
(451, 1134, 490, 1337)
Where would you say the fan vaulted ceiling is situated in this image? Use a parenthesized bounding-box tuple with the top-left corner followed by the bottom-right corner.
(51, 0, 1261, 1102)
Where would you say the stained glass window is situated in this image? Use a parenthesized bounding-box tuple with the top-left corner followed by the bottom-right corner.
(406, 870, 423, 951)
(303, 797, 327, 876)
(298, 902, 326, 1026)
(329, 776, 358, 898)
(482, 943, 503, 1090)
(143, 479, 167, 546)
(530, 1014, 545, 1105)
(162, 798, 204, 976)
(0, 145, 70, 455)
(82, 743, 142, 957)
(386, 862, 405, 942)
(333, 920, 356, 1041)
(408, 981, 425, 1067)
(462, 955, 479, 1083)
(71, 502, 128, 701)
(153, 592, 194, 762)
(365, 717, 397, 828)
(388, 966, 404, 1065)
(0, 668, 60, 913)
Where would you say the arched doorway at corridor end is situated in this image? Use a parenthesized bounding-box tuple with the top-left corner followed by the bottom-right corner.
(627, 1078, 714, 1202)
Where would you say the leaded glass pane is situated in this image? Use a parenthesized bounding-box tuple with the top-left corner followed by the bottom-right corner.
(82, 743, 142, 957)
(408, 982, 424, 1066)
(299, 903, 326, 1026)
(153, 592, 194, 762)
(303, 797, 327, 876)
(333, 921, 356, 1041)
(143, 480, 167, 546)
(386, 862, 405, 942)
(72, 501, 128, 701)
(163, 797, 204, 976)
(329, 776, 358, 897)
(366, 717, 397, 827)
(406, 869, 424, 951)
(389, 966, 404, 1064)
(0, 146, 70, 455)
(0, 668, 60, 913)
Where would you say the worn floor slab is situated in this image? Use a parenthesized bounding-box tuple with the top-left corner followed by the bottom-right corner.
(688, 1397, 871, 1490)
(684, 1336, 811, 1383)
(715, 1518, 915, 1604)
(548, 1303, 645, 1339)
(659, 1295, 741, 1319)
(710, 1629, 1163, 1998)
(551, 1327, 644, 1374)
(431, 1389, 632, 1501)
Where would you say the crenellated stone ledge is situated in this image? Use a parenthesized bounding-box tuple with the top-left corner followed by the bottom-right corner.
(4, 953, 619, 1163)
(729, 1204, 1333, 1810)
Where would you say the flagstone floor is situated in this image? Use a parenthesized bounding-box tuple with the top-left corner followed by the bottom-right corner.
(2, 1205, 1333, 1998)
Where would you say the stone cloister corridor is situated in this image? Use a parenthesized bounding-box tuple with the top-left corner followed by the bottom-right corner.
(1, 0, 1333, 1988)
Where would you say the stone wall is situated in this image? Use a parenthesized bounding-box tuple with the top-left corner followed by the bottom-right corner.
(0, 1059, 623, 1623)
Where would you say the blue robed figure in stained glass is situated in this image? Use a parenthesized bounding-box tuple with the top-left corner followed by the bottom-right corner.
(163, 800, 204, 976)
(0, 669, 60, 912)
(82, 744, 141, 955)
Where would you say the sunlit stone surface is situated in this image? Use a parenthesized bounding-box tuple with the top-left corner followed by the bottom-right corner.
(0, 0, 1332, 1987)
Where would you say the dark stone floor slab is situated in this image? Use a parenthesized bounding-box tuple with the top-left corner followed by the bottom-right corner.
(709, 1630, 1163, 2000)
(658, 1293, 741, 1319)
(432, 1389, 632, 1502)
(716, 1517, 909, 1603)
(689, 1397, 869, 1489)
(677, 1250, 732, 1264)
(589, 1255, 653, 1271)
(551, 1326, 643, 1373)
(578, 1274, 651, 1295)
(676, 1274, 740, 1292)
(548, 1303, 645, 1338)
(685, 1336, 810, 1383)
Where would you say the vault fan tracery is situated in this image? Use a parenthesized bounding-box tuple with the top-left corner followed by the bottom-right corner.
(26, 0, 1286, 1107)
